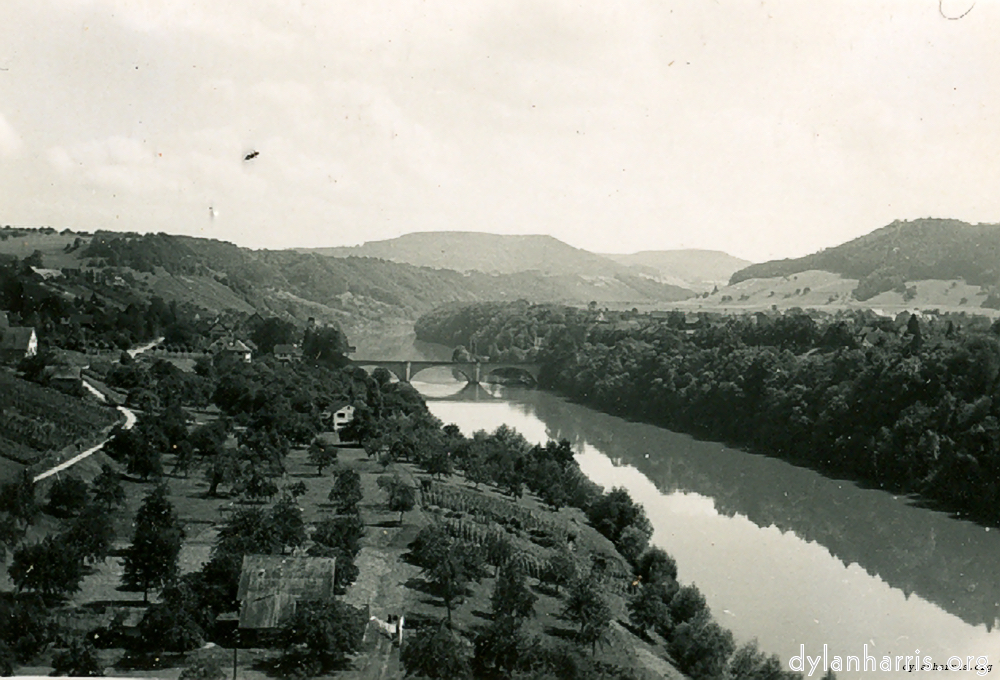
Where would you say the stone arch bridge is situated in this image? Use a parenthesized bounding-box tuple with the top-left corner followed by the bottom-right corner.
(352, 359, 541, 385)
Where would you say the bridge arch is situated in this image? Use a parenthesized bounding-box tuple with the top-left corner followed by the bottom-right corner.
(351, 359, 540, 385)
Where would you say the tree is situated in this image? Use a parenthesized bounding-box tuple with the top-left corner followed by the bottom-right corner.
(400, 622, 472, 680)
(627, 581, 675, 636)
(408, 524, 452, 570)
(427, 543, 487, 626)
(307, 439, 337, 476)
(616, 525, 651, 567)
(0, 593, 51, 664)
(45, 476, 89, 518)
(251, 317, 297, 355)
(472, 615, 535, 678)
(636, 547, 678, 586)
(9, 537, 85, 601)
(204, 448, 241, 497)
(543, 548, 577, 595)
(267, 495, 306, 554)
(586, 487, 652, 547)
(491, 564, 537, 621)
(302, 326, 351, 368)
(62, 504, 116, 563)
(421, 448, 454, 479)
(562, 577, 612, 656)
(275, 599, 365, 676)
(233, 459, 279, 503)
(90, 464, 125, 511)
(666, 611, 735, 680)
(310, 515, 365, 559)
(105, 428, 161, 481)
(122, 484, 185, 601)
(138, 595, 204, 653)
(0, 471, 37, 526)
(378, 474, 416, 525)
(728, 639, 785, 680)
(328, 468, 363, 514)
(50, 637, 103, 677)
(669, 584, 709, 628)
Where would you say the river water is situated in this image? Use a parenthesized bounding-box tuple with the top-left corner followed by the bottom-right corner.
(359, 334, 1000, 678)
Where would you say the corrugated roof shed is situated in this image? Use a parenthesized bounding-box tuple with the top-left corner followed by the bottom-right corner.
(237, 555, 337, 629)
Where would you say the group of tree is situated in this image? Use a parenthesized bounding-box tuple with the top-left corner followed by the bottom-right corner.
(5, 464, 124, 605)
(417, 301, 1000, 526)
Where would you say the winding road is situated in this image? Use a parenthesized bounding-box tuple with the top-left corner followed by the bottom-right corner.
(31, 337, 162, 483)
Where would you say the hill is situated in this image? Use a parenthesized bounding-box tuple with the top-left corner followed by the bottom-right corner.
(730, 218, 1000, 303)
(602, 249, 751, 292)
(0, 227, 693, 340)
(302, 231, 644, 277)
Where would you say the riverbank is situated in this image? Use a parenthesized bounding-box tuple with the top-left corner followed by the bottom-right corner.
(423, 383, 1000, 680)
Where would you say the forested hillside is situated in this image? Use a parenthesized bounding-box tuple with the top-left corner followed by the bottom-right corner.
(80, 230, 692, 320)
(729, 218, 1000, 303)
(416, 302, 1000, 525)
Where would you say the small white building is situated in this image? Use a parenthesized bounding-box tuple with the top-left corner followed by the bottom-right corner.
(321, 403, 355, 432)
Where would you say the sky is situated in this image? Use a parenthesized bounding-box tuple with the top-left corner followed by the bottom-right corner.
(1, 0, 997, 262)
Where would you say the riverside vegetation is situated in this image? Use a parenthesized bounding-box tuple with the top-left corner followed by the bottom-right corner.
(416, 301, 1000, 526)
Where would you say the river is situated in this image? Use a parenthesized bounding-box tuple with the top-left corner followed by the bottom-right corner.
(358, 333, 1000, 678)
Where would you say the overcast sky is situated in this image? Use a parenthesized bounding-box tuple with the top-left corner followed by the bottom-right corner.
(0, 0, 996, 262)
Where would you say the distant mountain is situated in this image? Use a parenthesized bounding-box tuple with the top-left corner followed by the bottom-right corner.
(0, 228, 692, 338)
(602, 249, 751, 292)
(302, 231, 640, 277)
(730, 219, 1000, 301)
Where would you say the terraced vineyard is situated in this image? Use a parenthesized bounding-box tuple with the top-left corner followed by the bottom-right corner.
(0, 372, 118, 465)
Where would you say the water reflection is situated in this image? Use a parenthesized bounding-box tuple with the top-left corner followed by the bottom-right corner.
(425, 385, 1000, 679)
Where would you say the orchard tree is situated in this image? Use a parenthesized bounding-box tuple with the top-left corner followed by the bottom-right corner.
(45, 476, 89, 518)
(0, 470, 38, 526)
(427, 543, 487, 626)
(307, 440, 337, 476)
(205, 448, 241, 497)
(90, 464, 125, 511)
(328, 468, 363, 515)
(378, 474, 415, 525)
(9, 537, 85, 601)
(490, 564, 537, 621)
(562, 577, 612, 656)
(267, 495, 306, 555)
(543, 548, 577, 595)
(62, 505, 116, 564)
(276, 600, 365, 676)
(122, 483, 185, 601)
(400, 622, 472, 680)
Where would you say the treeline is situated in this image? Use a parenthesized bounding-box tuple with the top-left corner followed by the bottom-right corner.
(416, 301, 1000, 525)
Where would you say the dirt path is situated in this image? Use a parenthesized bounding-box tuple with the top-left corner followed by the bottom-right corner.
(31, 337, 161, 483)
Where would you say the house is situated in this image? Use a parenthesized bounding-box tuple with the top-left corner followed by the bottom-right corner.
(236, 555, 337, 631)
(321, 403, 355, 432)
(210, 337, 253, 363)
(273, 344, 302, 363)
(0, 326, 38, 363)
